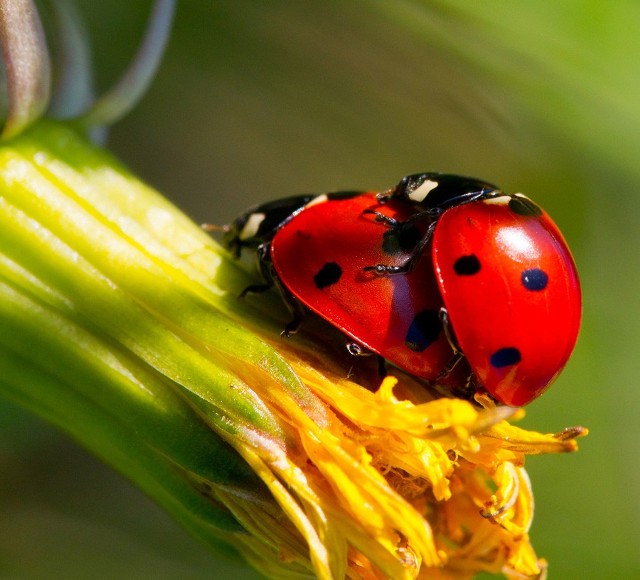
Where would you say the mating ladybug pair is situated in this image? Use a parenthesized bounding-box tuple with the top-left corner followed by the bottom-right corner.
(224, 173, 581, 407)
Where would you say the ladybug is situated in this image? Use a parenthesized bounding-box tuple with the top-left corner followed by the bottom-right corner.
(224, 173, 581, 407)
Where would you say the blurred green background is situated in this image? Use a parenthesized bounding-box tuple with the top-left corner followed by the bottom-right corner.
(2, 1, 638, 577)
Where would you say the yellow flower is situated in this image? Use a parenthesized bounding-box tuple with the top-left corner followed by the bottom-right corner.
(226, 353, 586, 579)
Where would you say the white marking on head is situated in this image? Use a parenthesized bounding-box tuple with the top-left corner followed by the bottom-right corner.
(408, 179, 439, 202)
(239, 212, 266, 240)
(305, 194, 329, 208)
(482, 195, 511, 206)
(513, 192, 531, 200)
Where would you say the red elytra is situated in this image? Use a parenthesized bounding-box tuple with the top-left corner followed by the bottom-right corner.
(269, 193, 457, 380)
(432, 197, 581, 406)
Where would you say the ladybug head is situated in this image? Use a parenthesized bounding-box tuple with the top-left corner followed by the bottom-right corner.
(391, 173, 441, 203)
(391, 172, 501, 210)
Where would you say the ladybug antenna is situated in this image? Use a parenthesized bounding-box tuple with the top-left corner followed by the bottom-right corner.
(201, 223, 229, 233)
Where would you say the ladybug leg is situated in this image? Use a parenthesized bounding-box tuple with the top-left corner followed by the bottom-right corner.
(239, 243, 275, 297)
(436, 353, 464, 381)
(363, 204, 441, 275)
(362, 209, 402, 228)
(270, 272, 307, 336)
(260, 276, 306, 337)
(363, 221, 438, 275)
(280, 292, 306, 337)
(363, 208, 439, 230)
(440, 307, 461, 355)
(237, 243, 307, 335)
(346, 342, 374, 356)
(398, 220, 437, 272)
(397, 208, 440, 226)
(436, 308, 465, 379)
(363, 263, 405, 275)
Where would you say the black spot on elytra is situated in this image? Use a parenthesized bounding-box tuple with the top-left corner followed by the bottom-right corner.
(314, 262, 342, 289)
(508, 195, 543, 217)
(490, 347, 521, 368)
(521, 268, 548, 291)
(453, 254, 481, 276)
(381, 225, 422, 255)
(405, 309, 441, 352)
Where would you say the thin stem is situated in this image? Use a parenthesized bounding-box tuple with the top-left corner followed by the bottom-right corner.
(79, 0, 176, 128)
(45, 0, 94, 119)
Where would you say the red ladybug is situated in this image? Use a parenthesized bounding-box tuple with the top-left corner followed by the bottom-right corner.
(224, 173, 581, 407)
